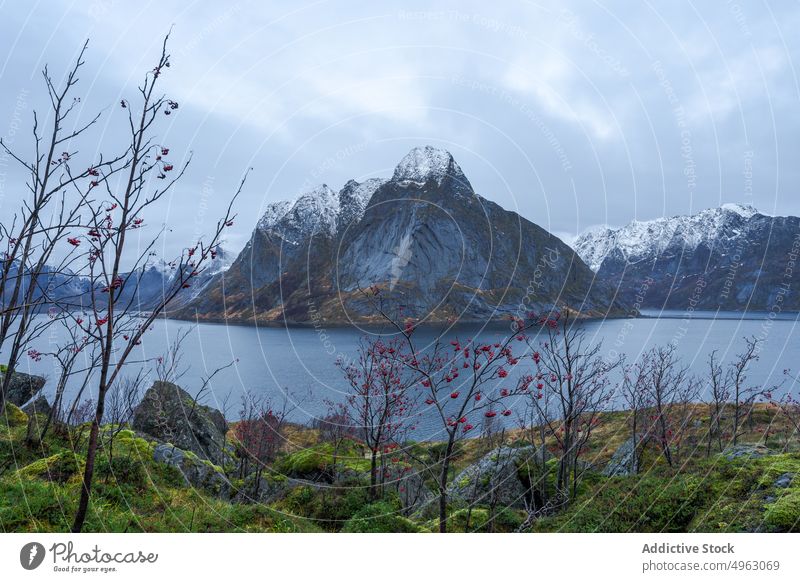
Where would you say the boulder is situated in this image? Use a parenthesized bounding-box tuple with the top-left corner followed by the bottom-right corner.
(153, 443, 232, 499)
(603, 436, 639, 477)
(395, 469, 433, 512)
(774, 473, 795, 489)
(724, 444, 772, 461)
(132, 381, 228, 466)
(1, 371, 46, 407)
(447, 445, 538, 509)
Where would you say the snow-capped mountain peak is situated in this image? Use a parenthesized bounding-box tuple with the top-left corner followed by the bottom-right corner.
(392, 145, 468, 188)
(574, 204, 763, 272)
(254, 147, 475, 244)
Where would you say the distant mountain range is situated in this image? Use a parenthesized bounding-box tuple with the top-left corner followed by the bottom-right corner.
(173, 146, 624, 324)
(1, 247, 232, 312)
(573, 203, 800, 312)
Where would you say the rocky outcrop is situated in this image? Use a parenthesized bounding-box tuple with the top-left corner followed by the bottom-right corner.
(132, 381, 228, 466)
(447, 445, 539, 509)
(152, 443, 232, 499)
(724, 443, 773, 461)
(176, 146, 626, 324)
(603, 436, 639, 477)
(1, 371, 46, 407)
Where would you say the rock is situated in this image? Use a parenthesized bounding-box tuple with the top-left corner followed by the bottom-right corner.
(152, 443, 232, 499)
(233, 473, 290, 505)
(774, 473, 795, 489)
(22, 395, 52, 418)
(603, 436, 639, 477)
(724, 444, 772, 461)
(132, 381, 228, 466)
(1, 371, 46, 407)
(447, 445, 538, 509)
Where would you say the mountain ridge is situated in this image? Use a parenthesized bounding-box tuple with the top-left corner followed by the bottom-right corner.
(573, 204, 800, 311)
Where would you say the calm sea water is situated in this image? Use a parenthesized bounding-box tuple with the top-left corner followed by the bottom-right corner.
(15, 310, 800, 440)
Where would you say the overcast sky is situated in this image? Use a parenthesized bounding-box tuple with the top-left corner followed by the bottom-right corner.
(1, 0, 798, 258)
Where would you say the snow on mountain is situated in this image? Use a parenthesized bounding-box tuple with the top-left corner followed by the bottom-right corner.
(256, 199, 294, 233)
(337, 178, 386, 230)
(574, 204, 762, 272)
(393, 146, 451, 185)
(256, 178, 387, 242)
(256, 184, 340, 244)
(252, 147, 474, 247)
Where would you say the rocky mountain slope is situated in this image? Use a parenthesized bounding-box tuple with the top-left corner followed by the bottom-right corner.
(573, 204, 800, 311)
(174, 146, 626, 324)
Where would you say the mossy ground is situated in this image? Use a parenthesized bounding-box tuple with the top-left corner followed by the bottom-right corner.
(1, 404, 798, 532)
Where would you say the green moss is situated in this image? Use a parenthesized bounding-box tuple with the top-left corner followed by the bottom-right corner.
(764, 490, 800, 531)
(342, 501, 424, 533)
(534, 474, 707, 533)
(449, 507, 524, 532)
(17, 452, 82, 484)
(277, 443, 342, 476)
(2, 403, 27, 427)
(95, 454, 148, 490)
(114, 431, 156, 458)
(277, 485, 372, 531)
(755, 455, 800, 488)
(0, 478, 73, 531)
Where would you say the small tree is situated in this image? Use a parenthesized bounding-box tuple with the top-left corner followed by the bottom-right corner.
(728, 336, 762, 445)
(338, 337, 418, 499)
(234, 393, 294, 493)
(361, 288, 540, 532)
(315, 399, 356, 474)
(621, 353, 652, 474)
(524, 310, 621, 501)
(0, 40, 122, 412)
(70, 35, 245, 532)
(705, 350, 730, 456)
(101, 374, 143, 468)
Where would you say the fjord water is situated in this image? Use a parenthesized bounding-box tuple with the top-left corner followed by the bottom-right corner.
(18, 311, 799, 439)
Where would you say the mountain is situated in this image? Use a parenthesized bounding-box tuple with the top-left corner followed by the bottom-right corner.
(573, 204, 800, 311)
(175, 146, 626, 324)
(121, 247, 234, 310)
